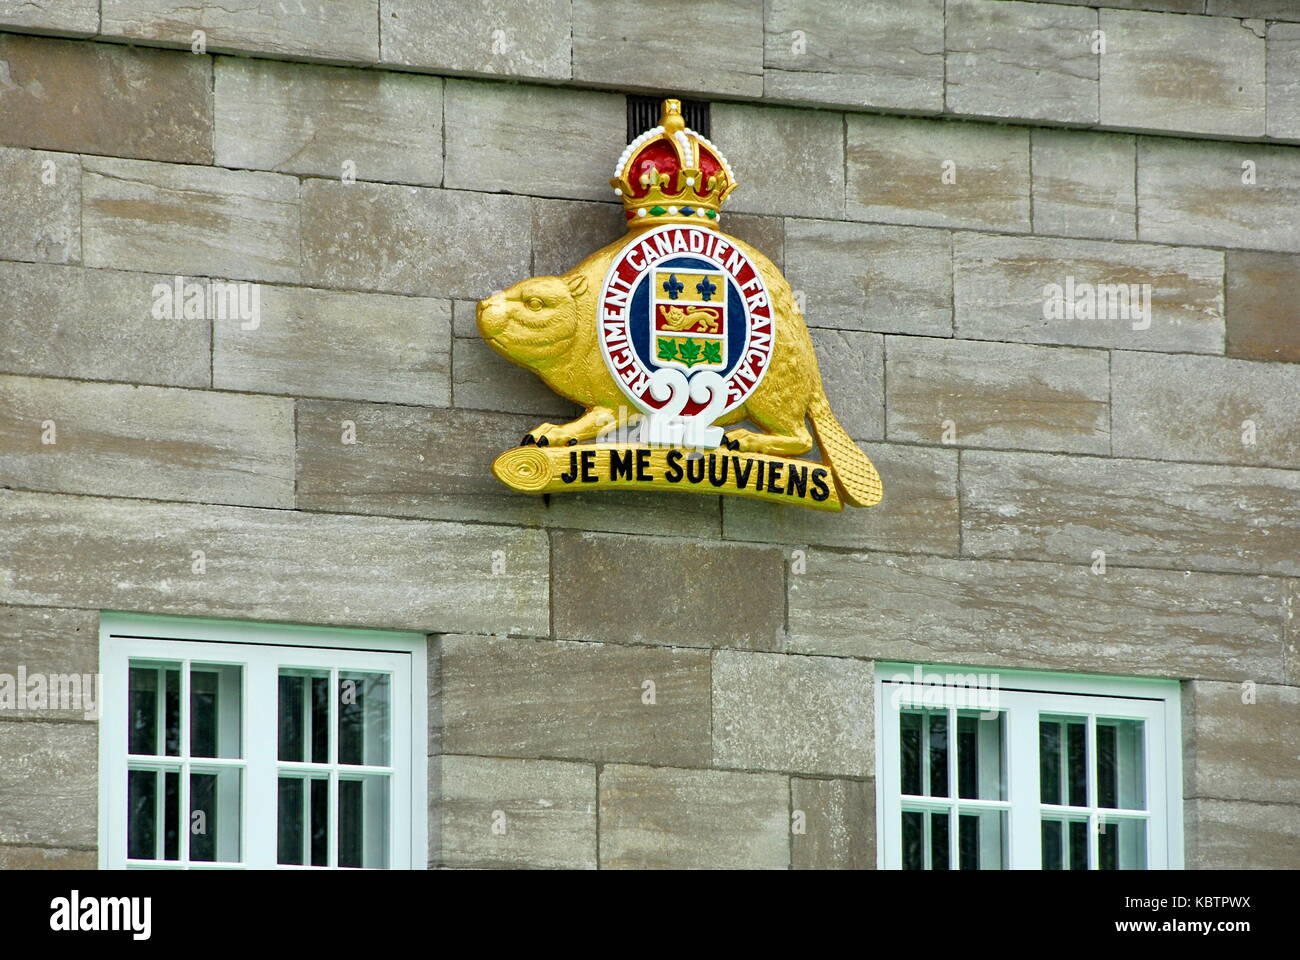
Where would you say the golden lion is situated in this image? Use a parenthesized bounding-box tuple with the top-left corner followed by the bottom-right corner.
(659, 305, 720, 334)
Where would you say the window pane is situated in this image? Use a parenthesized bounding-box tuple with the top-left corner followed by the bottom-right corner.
(163, 770, 180, 859)
(1069, 819, 1089, 869)
(127, 769, 157, 859)
(311, 778, 329, 865)
(164, 670, 181, 757)
(279, 674, 303, 762)
(1041, 716, 1088, 806)
(1039, 720, 1061, 804)
(338, 672, 390, 767)
(929, 810, 950, 870)
(1067, 722, 1087, 806)
(1098, 719, 1145, 810)
(277, 777, 303, 865)
(128, 662, 182, 757)
(902, 810, 924, 870)
(928, 713, 948, 798)
(1041, 819, 1062, 870)
(190, 664, 242, 759)
(278, 774, 329, 867)
(338, 776, 389, 868)
(279, 669, 329, 763)
(312, 676, 330, 763)
(957, 711, 1005, 800)
(959, 810, 1006, 870)
(190, 768, 242, 863)
(1041, 816, 1090, 870)
(128, 667, 158, 755)
(1100, 818, 1147, 870)
(900, 712, 922, 795)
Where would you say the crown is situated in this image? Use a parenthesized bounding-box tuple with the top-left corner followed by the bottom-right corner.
(611, 99, 737, 232)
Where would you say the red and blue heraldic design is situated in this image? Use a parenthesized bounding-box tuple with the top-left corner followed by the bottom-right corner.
(598, 222, 775, 419)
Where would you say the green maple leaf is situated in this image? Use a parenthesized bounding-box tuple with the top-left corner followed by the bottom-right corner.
(678, 338, 701, 366)
(656, 338, 678, 362)
(702, 340, 722, 365)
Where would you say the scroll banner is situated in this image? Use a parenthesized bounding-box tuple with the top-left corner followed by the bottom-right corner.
(492, 443, 843, 512)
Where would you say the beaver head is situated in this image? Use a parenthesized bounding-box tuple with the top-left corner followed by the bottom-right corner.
(477, 272, 589, 371)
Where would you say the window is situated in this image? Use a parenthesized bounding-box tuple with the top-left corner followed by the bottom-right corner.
(875, 664, 1182, 870)
(99, 614, 427, 869)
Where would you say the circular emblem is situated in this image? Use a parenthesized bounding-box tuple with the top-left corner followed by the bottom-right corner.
(597, 223, 775, 419)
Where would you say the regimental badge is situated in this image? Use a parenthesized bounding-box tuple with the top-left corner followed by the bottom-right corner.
(477, 99, 883, 512)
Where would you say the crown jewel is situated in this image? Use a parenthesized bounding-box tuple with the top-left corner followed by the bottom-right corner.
(611, 99, 737, 231)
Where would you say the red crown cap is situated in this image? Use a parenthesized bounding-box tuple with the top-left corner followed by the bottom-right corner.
(610, 99, 737, 231)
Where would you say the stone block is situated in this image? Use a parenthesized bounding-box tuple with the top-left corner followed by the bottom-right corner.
(0, 35, 211, 163)
(1100, 10, 1265, 137)
(0, 721, 96, 848)
(711, 103, 844, 220)
(0, 375, 295, 508)
(885, 336, 1110, 454)
(1225, 251, 1300, 362)
(846, 116, 1030, 232)
(953, 232, 1223, 353)
(301, 180, 530, 298)
(0, 147, 79, 264)
(444, 81, 625, 202)
(946, 0, 1097, 124)
(552, 532, 786, 651)
(101, 0, 379, 62)
(213, 287, 451, 405)
(1031, 129, 1136, 241)
(598, 764, 788, 869)
(433, 755, 596, 869)
(713, 650, 873, 776)
(787, 550, 1286, 682)
(763, 0, 943, 112)
(1111, 350, 1300, 468)
(435, 634, 711, 766)
(572, 0, 763, 98)
(380, 0, 571, 81)
(214, 57, 441, 184)
(785, 220, 952, 337)
(0, 490, 551, 637)
(0, 261, 210, 388)
(1137, 136, 1300, 253)
(961, 450, 1300, 577)
(82, 156, 300, 282)
(791, 777, 875, 869)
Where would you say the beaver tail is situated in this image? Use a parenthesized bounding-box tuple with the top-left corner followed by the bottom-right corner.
(808, 391, 883, 508)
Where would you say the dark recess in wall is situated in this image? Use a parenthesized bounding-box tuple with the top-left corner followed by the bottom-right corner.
(627, 95, 711, 141)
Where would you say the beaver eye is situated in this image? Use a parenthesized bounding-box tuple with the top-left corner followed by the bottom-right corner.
(525, 297, 544, 311)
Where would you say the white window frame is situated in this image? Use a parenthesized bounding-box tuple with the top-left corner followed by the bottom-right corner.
(98, 613, 428, 870)
(874, 663, 1183, 870)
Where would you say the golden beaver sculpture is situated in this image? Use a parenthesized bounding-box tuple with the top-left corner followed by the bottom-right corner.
(477, 100, 882, 509)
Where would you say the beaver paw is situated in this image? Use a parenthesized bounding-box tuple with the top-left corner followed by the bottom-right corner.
(523, 423, 570, 448)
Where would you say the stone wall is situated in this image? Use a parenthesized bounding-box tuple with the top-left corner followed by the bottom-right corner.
(0, 0, 1296, 869)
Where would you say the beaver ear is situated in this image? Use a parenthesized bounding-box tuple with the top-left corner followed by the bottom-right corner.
(564, 273, 589, 298)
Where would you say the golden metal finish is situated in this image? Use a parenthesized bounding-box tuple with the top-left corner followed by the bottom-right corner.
(477, 99, 883, 511)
